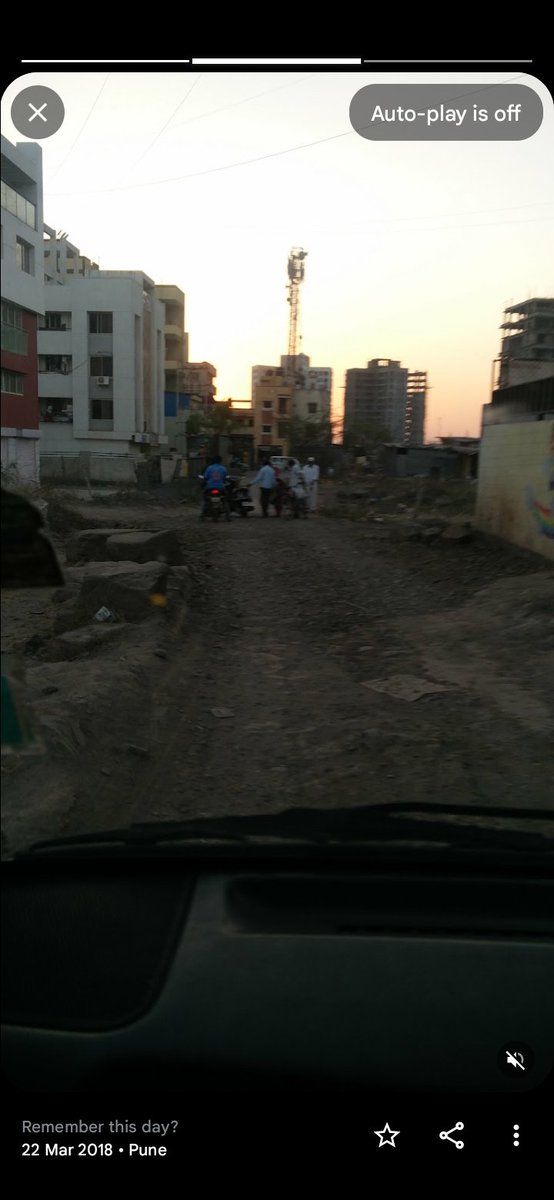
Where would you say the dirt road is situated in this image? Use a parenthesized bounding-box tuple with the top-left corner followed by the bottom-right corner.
(2, 501, 553, 854)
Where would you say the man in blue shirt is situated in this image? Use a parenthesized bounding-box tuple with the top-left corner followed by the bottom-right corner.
(201, 456, 231, 520)
(250, 457, 276, 518)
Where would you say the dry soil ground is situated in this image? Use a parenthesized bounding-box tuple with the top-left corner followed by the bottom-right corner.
(2, 486, 553, 856)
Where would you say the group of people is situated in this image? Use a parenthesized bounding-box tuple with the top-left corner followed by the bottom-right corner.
(250, 457, 320, 518)
(199, 454, 320, 520)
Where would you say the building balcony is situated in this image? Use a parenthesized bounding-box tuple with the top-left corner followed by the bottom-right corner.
(1, 324, 28, 355)
(38, 332, 73, 354)
(38, 375, 73, 399)
(165, 324, 184, 339)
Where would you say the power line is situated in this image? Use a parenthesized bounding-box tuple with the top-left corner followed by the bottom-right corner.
(131, 75, 202, 167)
(48, 70, 532, 196)
(163, 74, 312, 132)
(52, 74, 111, 176)
(48, 126, 353, 195)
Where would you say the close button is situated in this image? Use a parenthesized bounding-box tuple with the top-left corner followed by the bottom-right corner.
(11, 87, 65, 139)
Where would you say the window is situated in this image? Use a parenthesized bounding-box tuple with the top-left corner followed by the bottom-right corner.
(1, 181, 36, 229)
(89, 312, 113, 334)
(1, 369, 24, 394)
(262, 424, 272, 435)
(308, 403, 318, 415)
(1, 302, 27, 354)
(40, 398, 73, 422)
(278, 397, 288, 414)
(2, 302, 23, 329)
(38, 312, 71, 331)
(90, 357, 113, 376)
(16, 237, 34, 274)
(262, 400, 273, 410)
(38, 355, 72, 374)
(90, 397, 114, 420)
(278, 421, 288, 438)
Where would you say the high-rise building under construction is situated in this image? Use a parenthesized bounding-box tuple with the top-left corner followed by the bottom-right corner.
(344, 358, 427, 444)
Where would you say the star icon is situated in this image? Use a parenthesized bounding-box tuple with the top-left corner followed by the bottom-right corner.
(374, 1123, 400, 1148)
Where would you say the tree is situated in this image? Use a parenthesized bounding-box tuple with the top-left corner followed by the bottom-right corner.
(207, 399, 235, 437)
(342, 419, 392, 454)
(284, 416, 339, 467)
(186, 399, 234, 439)
(186, 412, 203, 436)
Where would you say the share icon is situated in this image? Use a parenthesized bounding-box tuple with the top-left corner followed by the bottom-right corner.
(439, 1122, 464, 1149)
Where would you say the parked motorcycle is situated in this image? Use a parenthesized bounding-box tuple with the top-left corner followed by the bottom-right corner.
(226, 475, 255, 518)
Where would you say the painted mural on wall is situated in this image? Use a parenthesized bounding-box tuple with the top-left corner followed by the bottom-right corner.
(525, 429, 554, 540)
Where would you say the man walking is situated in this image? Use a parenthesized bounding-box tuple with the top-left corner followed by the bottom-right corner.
(250, 456, 277, 517)
(303, 457, 320, 512)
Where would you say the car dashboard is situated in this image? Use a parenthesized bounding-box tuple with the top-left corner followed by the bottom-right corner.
(3, 847, 553, 1164)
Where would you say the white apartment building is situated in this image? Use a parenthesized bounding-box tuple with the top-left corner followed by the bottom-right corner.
(282, 354, 332, 422)
(38, 231, 166, 480)
(1, 136, 44, 483)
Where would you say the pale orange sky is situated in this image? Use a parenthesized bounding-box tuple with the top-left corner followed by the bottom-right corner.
(3, 69, 553, 437)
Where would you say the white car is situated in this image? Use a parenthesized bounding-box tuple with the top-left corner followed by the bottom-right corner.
(269, 456, 300, 472)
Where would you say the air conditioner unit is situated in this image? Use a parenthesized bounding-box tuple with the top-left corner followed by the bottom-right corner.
(97, 376, 111, 386)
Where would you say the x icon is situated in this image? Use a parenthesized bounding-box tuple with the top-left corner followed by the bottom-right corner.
(28, 102, 48, 123)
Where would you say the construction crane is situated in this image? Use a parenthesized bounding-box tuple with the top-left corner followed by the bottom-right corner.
(286, 248, 308, 369)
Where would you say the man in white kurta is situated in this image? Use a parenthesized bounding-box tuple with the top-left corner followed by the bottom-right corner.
(303, 458, 320, 512)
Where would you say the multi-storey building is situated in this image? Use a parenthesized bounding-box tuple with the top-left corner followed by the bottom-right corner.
(476, 298, 553, 560)
(280, 354, 332, 423)
(155, 284, 190, 453)
(38, 230, 167, 479)
(43, 231, 98, 283)
(1, 136, 44, 483)
(406, 371, 428, 444)
(251, 363, 294, 461)
(251, 354, 332, 461)
(496, 298, 554, 390)
(344, 358, 427, 445)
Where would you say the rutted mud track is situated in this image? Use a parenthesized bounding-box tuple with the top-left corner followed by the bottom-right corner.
(2, 508, 553, 853)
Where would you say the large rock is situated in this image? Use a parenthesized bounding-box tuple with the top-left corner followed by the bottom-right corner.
(65, 528, 137, 564)
(105, 529, 184, 565)
(50, 624, 126, 661)
(53, 561, 189, 631)
(75, 561, 170, 623)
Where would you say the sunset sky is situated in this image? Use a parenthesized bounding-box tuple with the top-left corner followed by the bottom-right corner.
(3, 69, 553, 437)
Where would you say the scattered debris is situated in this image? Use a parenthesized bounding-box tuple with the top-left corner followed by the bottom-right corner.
(210, 707, 234, 719)
(125, 744, 150, 757)
(94, 606, 115, 623)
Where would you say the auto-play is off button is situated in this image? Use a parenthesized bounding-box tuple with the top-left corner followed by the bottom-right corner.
(11, 87, 65, 138)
